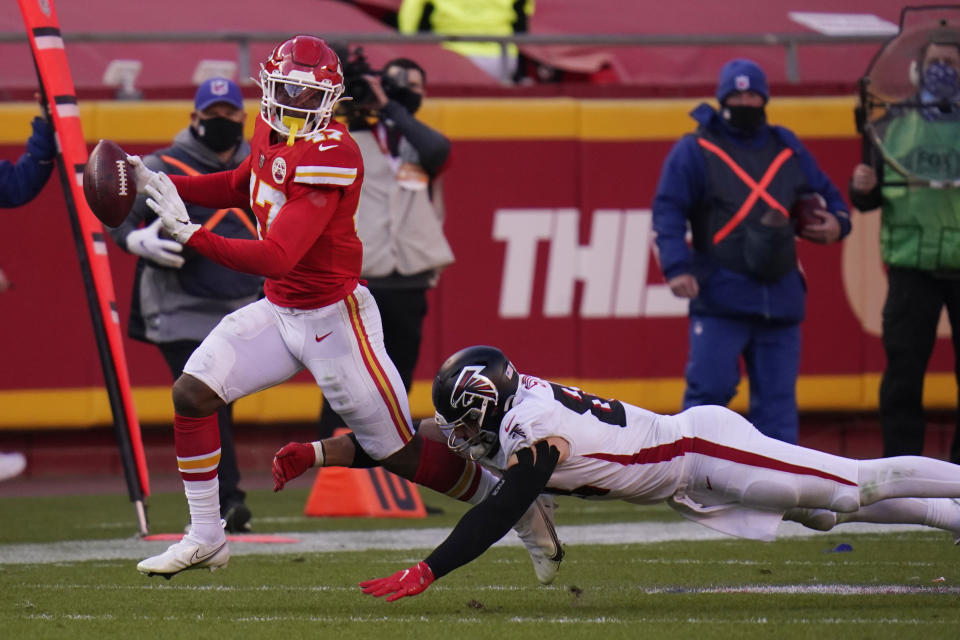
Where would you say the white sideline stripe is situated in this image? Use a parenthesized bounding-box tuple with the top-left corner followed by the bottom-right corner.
(0, 521, 934, 566)
(19, 611, 960, 624)
(18, 581, 960, 597)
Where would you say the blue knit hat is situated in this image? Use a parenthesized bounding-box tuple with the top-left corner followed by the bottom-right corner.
(716, 59, 769, 104)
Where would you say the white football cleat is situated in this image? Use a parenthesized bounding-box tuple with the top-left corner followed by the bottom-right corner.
(514, 494, 564, 585)
(137, 531, 229, 580)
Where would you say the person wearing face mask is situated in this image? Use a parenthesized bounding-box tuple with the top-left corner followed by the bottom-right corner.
(317, 57, 453, 438)
(107, 77, 262, 531)
(850, 28, 960, 465)
(652, 58, 850, 444)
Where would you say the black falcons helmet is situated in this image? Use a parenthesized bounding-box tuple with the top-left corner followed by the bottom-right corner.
(432, 345, 520, 459)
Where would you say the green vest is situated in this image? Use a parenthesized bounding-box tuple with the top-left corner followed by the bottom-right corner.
(881, 109, 960, 270)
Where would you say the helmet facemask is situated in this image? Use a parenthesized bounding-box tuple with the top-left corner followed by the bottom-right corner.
(436, 405, 500, 461)
(259, 66, 344, 141)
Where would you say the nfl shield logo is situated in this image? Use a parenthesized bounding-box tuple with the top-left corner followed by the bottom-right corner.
(210, 79, 230, 96)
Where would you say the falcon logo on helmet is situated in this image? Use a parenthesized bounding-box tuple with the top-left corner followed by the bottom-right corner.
(257, 35, 345, 144)
(450, 365, 498, 410)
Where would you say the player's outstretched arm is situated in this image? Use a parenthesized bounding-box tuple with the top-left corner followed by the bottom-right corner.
(359, 440, 560, 602)
(272, 432, 384, 491)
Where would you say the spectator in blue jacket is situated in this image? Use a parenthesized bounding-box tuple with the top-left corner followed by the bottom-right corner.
(1, 112, 56, 480)
(652, 58, 850, 444)
(1, 115, 56, 208)
(1, 114, 56, 294)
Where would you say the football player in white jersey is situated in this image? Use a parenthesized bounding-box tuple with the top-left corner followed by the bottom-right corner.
(348, 344, 960, 601)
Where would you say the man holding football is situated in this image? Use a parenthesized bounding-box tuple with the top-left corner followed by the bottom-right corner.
(107, 77, 261, 533)
(129, 35, 561, 582)
(652, 58, 850, 445)
(344, 345, 960, 601)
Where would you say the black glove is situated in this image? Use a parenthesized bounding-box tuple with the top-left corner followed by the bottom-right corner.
(515, 439, 561, 485)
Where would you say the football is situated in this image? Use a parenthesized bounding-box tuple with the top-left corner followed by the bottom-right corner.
(790, 191, 827, 235)
(82, 139, 136, 227)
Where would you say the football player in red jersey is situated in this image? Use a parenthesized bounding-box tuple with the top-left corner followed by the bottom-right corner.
(131, 36, 561, 581)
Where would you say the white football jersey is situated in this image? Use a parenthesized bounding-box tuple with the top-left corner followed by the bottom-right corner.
(489, 375, 688, 504)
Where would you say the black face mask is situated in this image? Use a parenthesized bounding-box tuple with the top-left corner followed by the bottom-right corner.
(194, 116, 243, 153)
(385, 86, 422, 114)
(722, 105, 766, 133)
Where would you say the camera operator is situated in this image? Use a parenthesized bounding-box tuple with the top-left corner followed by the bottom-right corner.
(319, 57, 454, 437)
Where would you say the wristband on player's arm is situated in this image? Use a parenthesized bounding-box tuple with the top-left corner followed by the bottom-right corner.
(424, 440, 559, 579)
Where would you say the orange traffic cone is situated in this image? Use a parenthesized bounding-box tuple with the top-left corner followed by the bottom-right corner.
(304, 430, 427, 518)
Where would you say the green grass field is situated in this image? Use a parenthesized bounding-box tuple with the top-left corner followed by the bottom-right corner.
(2, 486, 960, 639)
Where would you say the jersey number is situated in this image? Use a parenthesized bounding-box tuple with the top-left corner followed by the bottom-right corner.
(549, 383, 626, 427)
(251, 177, 287, 234)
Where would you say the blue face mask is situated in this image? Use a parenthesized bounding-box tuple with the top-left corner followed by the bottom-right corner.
(923, 61, 960, 100)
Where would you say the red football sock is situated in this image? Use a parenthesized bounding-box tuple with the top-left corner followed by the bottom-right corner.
(174, 413, 221, 483)
(412, 437, 497, 504)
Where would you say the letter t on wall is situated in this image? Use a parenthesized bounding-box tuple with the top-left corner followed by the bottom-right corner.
(493, 209, 554, 318)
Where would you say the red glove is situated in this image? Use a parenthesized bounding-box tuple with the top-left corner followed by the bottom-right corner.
(272, 442, 316, 492)
(359, 561, 435, 602)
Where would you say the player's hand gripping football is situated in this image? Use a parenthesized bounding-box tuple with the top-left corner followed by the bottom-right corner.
(125, 155, 161, 194)
(359, 561, 435, 602)
(272, 442, 317, 492)
(125, 218, 185, 268)
(144, 173, 200, 244)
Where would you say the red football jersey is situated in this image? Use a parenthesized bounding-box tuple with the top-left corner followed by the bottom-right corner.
(171, 118, 364, 309)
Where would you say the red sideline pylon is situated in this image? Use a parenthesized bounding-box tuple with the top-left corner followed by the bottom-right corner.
(304, 430, 427, 519)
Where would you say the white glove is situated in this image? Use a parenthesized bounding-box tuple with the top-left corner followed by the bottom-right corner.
(144, 173, 201, 244)
(126, 155, 163, 195)
(125, 218, 184, 268)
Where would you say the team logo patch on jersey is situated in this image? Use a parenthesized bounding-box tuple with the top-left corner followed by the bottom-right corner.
(450, 365, 498, 410)
(505, 420, 526, 440)
(272, 157, 287, 184)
